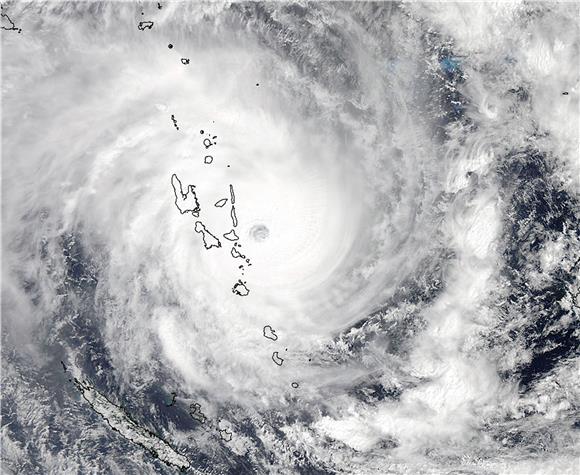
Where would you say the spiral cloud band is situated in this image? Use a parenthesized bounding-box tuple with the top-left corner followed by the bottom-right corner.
(2, 2, 579, 474)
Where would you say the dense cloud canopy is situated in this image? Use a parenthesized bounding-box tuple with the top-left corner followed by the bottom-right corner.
(2, 2, 579, 474)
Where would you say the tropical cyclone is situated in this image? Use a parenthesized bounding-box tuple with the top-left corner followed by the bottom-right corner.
(2, 2, 578, 474)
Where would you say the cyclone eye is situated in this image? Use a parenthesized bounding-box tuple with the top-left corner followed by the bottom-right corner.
(249, 224, 269, 242)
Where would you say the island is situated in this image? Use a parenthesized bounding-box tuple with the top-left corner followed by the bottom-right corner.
(263, 325, 278, 341)
(194, 221, 221, 249)
(73, 379, 191, 472)
(218, 428, 233, 442)
(165, 392, 177, 407)
(189, 403, 207, 424)
(271, 352, 284, 366)
(232, 280, 249, 296)
(230, 206, 238, 227)
(137, 21, 154, 30)
(171, 174, 200, 216)
(223, 229, 239, 241)
(231, 247, 245, 259)
(170, 114, 179, 130)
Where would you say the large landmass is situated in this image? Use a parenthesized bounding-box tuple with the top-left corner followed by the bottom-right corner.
(171, 174, 200, 216)
(74, 379, 192, 472)
(194, 221, 221, 249)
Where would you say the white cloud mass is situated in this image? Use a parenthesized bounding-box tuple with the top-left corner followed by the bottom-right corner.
(2, 2, 579, 474)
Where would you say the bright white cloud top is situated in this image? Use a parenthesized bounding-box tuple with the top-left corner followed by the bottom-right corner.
(2, 2, 579, 474)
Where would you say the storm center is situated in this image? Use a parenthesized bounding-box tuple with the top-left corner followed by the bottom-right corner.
(250, 224, 269, 242)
